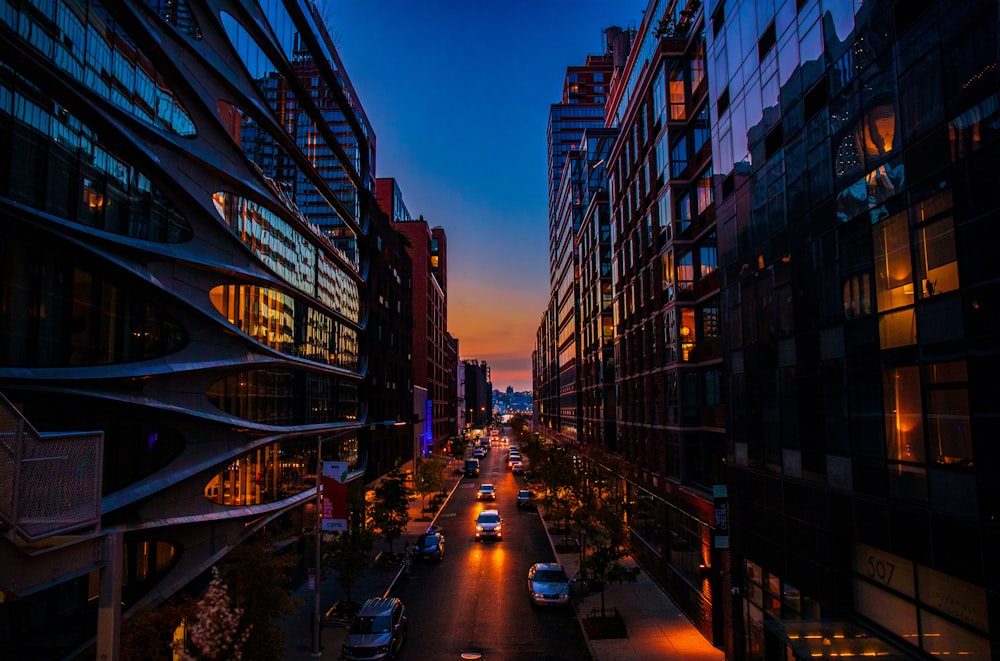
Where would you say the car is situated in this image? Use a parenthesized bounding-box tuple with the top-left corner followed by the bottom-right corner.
(464, 458, 480, 477)
(511, 460, 524, 474)
(528, 563, 571, 606)
(412, 530, 445, 561)
(507, 453, 521, 469)
(475, 509, 503, 541)
(477, 483, 496, 500)
(473, 447, 485, 459)
(342, 597, 408, 660)
(516, 489, 533, 509)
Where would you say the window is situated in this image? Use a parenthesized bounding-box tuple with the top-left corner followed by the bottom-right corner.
(699, 245, 717, 278)
(671, 135, 689, 178)
(926, 362, 972, 467)
(669, 69, 686, 120)
(883, 366, 924, 463)
(914, 217, 958, 298)
(873, 212, 913, 312)
(697, 167, 713, 214)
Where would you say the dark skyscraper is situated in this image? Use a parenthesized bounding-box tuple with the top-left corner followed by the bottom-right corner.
(710, 0, 1000, 658)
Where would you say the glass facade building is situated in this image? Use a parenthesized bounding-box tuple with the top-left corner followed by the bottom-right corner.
(708, 0, 1000, 658)
(0, 0, 391, 656)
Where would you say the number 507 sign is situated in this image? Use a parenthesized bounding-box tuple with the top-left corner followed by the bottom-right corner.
(853, 543, 914, 597)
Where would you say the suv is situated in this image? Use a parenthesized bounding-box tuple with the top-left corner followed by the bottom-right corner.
(516, 489, 533, 509)
(342, 597, 407, 660)
(475, 509, 503, 541)
(464, 458, 480, 477)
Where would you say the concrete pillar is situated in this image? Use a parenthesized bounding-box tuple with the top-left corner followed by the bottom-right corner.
(95, 532, 123, 661)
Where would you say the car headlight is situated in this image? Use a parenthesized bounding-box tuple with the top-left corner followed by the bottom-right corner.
(494, 523, 502, 530)
(476, 524, 483, 531)
(376, 644, 390, 653)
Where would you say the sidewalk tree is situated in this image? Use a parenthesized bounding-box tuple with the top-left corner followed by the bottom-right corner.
(414, 455, 447, 512)
(222, 530, 300, 660)
(324, 485, 374, 606)
(171, 566, 251, 660)
(372, 465, 411, 553)
(579, 505, 639, 618)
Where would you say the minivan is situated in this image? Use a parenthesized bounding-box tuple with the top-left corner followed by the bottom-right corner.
(341, 597, 407, 660)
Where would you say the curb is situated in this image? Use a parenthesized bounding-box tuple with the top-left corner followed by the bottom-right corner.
(382, 473, 465, 598)
(537, 508, 599, 661)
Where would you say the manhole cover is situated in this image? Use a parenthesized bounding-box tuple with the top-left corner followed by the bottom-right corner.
(460, 652, 482, 660)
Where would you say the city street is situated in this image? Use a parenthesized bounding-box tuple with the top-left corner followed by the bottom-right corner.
(391, 444, 589, 660)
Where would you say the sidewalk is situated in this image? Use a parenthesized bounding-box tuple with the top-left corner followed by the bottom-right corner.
(280, 453, 724, 660)
(539, 511, 725, 661)
(281, 456, 465, 660)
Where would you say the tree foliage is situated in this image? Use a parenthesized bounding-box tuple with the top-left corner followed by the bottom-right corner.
(221, 531, 300, 660)
(171, 567, 250, 660)
(372, 466, 410, 552)
(324, 485, 374, 603)
(413, 455, 447, 507)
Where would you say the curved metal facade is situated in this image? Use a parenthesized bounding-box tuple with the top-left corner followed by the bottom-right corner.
(0, 0, 379, 656)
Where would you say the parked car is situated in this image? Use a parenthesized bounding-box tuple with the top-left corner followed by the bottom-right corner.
(527, 563, 571, 606)
(516, 489, 533, 509)
(475, 509, 503, 541)
(477, 483, 496, 500)
(412, 530, 445, 562)
(511, 460, 524, 475)
(342, 597, 408, 660)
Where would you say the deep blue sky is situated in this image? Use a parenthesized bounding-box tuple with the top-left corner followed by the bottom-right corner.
(327, 1, 648, 391)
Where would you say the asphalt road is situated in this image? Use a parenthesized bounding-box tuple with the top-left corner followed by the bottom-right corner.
(390, 443, 590, 661)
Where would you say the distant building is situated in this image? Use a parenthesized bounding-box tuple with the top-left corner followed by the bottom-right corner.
(463, 360, 492, 429)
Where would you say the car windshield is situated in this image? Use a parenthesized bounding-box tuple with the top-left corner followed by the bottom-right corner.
(418, 534, 438, 547)
(518, 490, 530, 498)
(350, 614, 391, 634)
(480, 485, 493, 492)
(477, 514, 499, 524)
(534, 569, 568, 582)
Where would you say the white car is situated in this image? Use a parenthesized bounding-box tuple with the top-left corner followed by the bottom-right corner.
(528, 563, 570, 606)
(477, 483, 496, 500)
(475, 509, 503, 541)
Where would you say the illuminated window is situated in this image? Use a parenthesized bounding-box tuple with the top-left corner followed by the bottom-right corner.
(883, 366, 924, 463)
(873, 212, 913, 312)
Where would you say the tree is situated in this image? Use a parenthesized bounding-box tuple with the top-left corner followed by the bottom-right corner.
(171, 566, 251, 660)
(324, 485, 375, 604)
(372, 466, 410, 553)
(448, 435, 470, 462)
(413, 455, 447, 512)
(580, 505, 640, 617)
(121, 599, 193, 661)
(222, 531, 300, 661)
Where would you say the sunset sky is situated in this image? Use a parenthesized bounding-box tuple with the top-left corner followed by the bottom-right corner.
(329, 1, 647, 392)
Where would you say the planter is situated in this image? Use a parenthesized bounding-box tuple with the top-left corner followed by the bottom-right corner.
(583, 607, 627, 639)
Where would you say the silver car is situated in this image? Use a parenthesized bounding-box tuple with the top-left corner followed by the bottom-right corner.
(528, 563, 570, 606)
(342, 597, 407, 660)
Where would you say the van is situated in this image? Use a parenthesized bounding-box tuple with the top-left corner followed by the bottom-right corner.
(464, 458, 480, 477)
(341, 597, 407, 661)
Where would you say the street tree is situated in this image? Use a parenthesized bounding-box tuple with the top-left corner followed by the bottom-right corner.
(414, 454, 447, 511)
(372, 465, 410, 553)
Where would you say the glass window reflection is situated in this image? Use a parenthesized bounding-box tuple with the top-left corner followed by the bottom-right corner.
(2, 0, 196, 135)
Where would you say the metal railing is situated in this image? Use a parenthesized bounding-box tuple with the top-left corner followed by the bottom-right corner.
(0, 392, 103, 542)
